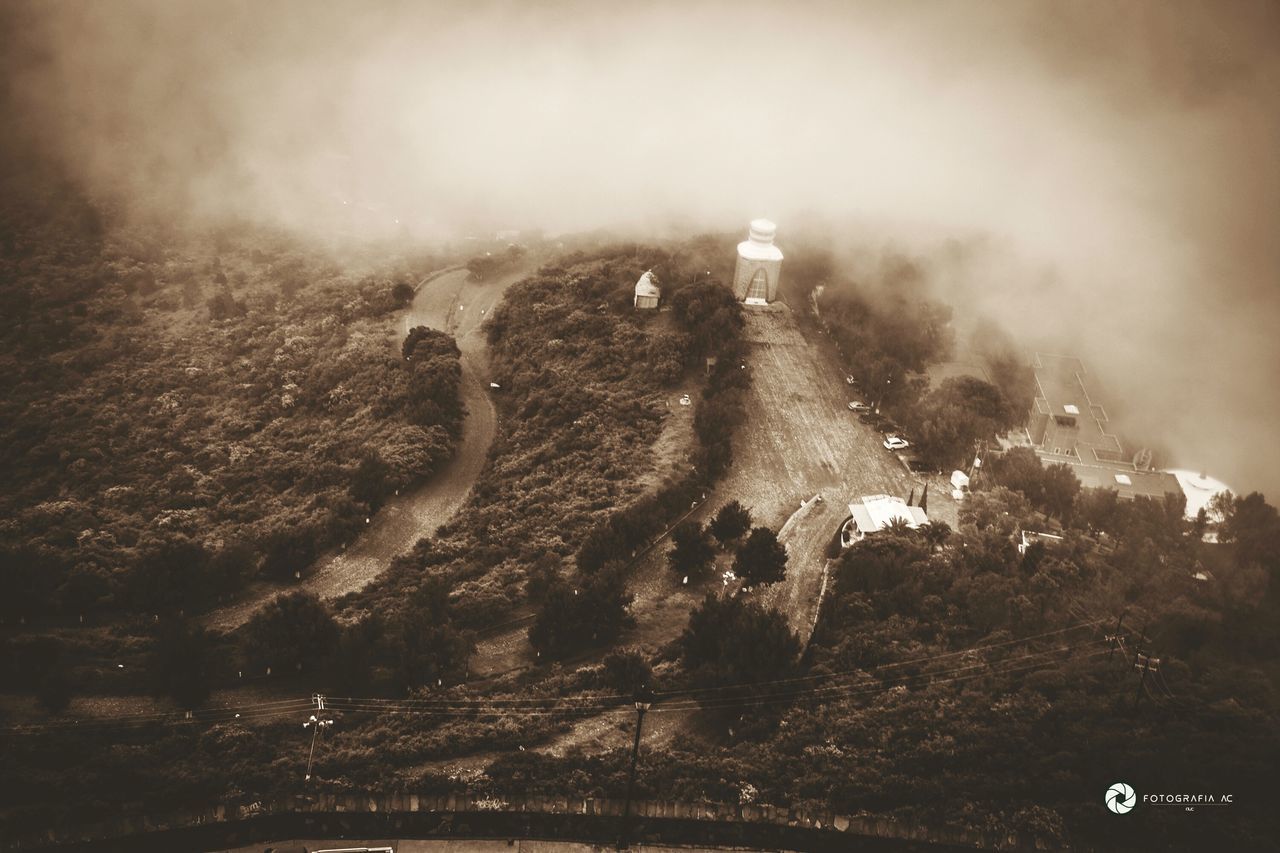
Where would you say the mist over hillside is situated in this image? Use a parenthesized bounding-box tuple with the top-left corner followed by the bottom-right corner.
(4, 0, 1277, 494)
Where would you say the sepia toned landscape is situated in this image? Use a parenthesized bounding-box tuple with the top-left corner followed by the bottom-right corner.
(1, 2, 1277, 851)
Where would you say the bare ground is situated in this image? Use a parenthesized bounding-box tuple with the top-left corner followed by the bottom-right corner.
(48, 290, 959, 752)
(464, 300, 961, 759)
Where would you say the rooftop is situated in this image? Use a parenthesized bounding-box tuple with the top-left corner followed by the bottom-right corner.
(848, 494, 928, 533)
(634, 270, 660, 297)
(1029, 353, 1123, 463)
(1052, 459, 1184, 503)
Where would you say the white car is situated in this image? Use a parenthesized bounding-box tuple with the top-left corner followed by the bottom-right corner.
(847, 401, 871, 412)
(678, 394, 692, 406)
(883, 435, 910, 451)
(844, 374, 857, 385)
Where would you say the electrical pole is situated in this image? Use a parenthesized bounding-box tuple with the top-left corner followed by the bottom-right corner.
(303, 694, 332, 782)
(618, 686, 655, 850)
(1134, 654, 1159, 706)
(1107, 610, 1127, 663)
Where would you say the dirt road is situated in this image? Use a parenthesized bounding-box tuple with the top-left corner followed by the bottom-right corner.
(471, 299, 959, 704)
(203, 266, 527, 632)
(624, 302, 958, 650)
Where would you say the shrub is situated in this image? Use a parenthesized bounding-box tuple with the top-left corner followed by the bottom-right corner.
(733, 527, 788, 586)
(241, 591, 339, 675)
(710, 500, 752, 546)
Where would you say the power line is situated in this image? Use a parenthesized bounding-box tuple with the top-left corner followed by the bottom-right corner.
(322, 640, 1108, 718)
(2, 620, 1111, 736)
(650, 642, 1110, 714)
(655, 619, 1107, 699)
(1, 699, 315, 735)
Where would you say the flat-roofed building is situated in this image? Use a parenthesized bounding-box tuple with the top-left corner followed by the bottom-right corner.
(1027, 353, 1183, 503)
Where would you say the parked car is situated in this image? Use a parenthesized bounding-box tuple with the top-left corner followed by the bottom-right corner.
(875, 420, 903, 435)
(883, 435, 910, 451)
(845, 374, 857, 385)
(847, 400, 871, 412)
(859, 411, 885, 425)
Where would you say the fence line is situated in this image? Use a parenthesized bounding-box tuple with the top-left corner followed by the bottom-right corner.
(8, 791, 1060, 851)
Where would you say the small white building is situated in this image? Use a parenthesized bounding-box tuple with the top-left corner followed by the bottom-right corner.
(1017, 530, 1066, 555)
(840, 494, 928, 547)
(634, 270, 661, 309)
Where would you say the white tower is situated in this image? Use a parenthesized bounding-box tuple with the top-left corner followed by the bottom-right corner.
(732, 219, 783, 304)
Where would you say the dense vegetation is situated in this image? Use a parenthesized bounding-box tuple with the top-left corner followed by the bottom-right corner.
(789, 247, 1034, 471)
(491, 482, 1279, 850)
(0, 173, 463, 626)
(344, 244, 749, 664)
(2, 213, 1275, 851)
(9, 472, 1275, 848)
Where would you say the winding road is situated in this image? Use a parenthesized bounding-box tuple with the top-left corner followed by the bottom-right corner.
(202, 265, 528, 632)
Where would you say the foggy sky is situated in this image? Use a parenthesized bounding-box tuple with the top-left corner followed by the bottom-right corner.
(6, 0, 1279, 496)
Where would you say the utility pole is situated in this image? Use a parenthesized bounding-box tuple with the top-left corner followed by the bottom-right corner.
(1134, 654, 1159, 705)
(618, 686, 656, 850)
(303, 694, 333, 781)
(1130, 622, 1147, 669)
(1107, 610, 1127, 663)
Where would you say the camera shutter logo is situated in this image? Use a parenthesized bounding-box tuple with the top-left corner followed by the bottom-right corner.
(1106, 782, 1136, 814)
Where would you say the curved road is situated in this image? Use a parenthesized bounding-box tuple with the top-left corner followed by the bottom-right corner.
(203, 266, 526, 632)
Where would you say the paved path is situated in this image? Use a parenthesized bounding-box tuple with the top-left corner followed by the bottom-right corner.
(462, 299, 961, 763)
(203, 266, 526, 632)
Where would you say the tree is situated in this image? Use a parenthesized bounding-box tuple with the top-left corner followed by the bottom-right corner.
(733, 527, 788, 586)
(960, 486, 1034, 535)
(710, 500, 752, 546)
(36, 663, 72, 715)
(679, 593, 800, 695)
(669, 281, 743, 356)
(391, 281, 415, 305)
(332, 614, 385, 694)
(402, 325, 460, 362)
(350, 450, 392, 510)
(883, 517, 915, 537)
(668, 520, 716, 579)
(259, 525, 317, 582)
(388, 578, 472, 693)
(528, 566, 634, 659)
(128, 535, 214, 615)
(1220, 492, 1280, 572)
(57, 564, 113, 622)
(242, 591, 338, 674)
(908, 377, 1014, 470)
(150, 619, 212, 708)
(1040, 462, 1081, 519)
(918, 520, 952, 550)
(990, 448, 1080, 519)
(1207, 489, 1236, 525)
(601, 647, 653, 694)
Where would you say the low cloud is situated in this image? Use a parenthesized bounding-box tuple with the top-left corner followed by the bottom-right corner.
(5, 0, 1278, 493)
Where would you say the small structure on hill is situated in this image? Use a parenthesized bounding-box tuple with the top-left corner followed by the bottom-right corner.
(733, 219, 784, 304)
(840, 493, 928, 547)
(1017, 529, 1066, 555)
(634, 270, 661, 309)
